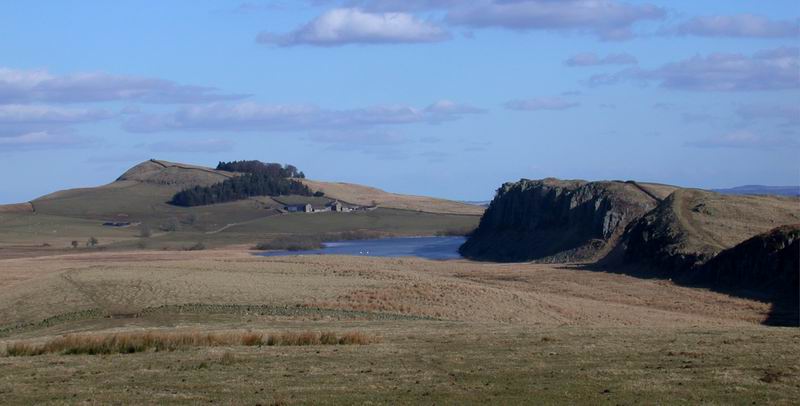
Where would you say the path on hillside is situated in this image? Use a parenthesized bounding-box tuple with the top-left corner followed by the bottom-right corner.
(205, 223, 240, 234)
(627, 181, 663, 202)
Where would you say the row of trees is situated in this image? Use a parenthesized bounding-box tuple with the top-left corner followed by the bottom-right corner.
(216, 160, 305, 179)
(169, 172, 311, 207)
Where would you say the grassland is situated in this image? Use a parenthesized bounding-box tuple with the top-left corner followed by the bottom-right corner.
(0, 207, 480, 257)
(0, 249, 798, 404)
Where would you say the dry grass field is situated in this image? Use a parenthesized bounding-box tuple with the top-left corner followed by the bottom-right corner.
(1, 248, 798, 404)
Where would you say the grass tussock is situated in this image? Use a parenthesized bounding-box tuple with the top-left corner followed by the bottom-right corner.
(3, 330, 379, 356)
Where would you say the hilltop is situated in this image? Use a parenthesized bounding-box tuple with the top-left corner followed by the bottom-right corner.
(713, 185, 800, 197)
(623, 188, 799, 271)
(0, 159, 482, 256)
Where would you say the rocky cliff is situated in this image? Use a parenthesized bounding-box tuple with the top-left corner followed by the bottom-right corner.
(622, 188, 800, 272)
(692, 224, 799, 295)
(459, 178, 675, 262)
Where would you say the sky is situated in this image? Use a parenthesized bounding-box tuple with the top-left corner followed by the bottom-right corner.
(0, 0, 798, 203)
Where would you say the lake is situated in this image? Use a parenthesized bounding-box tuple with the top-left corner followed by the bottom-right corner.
(257, 236, 466, 260)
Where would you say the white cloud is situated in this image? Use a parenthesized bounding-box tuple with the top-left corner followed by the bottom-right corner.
(340, 0, 463, 12)
(565, 52, 637, 66)
(504, 97, 579, 111)
(257, 8, 449, 46)
(0, 131, 93, 152)
(672, 14, 800, 38)
(589, 47, 800, 91)
(446, 0, 665, 41)
(123, 100, 483, 133)
(0, 67, 248, 104)
(0, 104, 110, 124)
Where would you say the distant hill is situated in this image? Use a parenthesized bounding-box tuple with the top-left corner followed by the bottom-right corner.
(300, 179, 484, 216)
(460, 200, 491, 207)
(0, 159, 481, 252)
(712, 185, 800, 197)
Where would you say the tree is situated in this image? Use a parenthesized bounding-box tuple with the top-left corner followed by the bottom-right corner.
(87, 237, 98, 248)
(169, 172, 311, 207)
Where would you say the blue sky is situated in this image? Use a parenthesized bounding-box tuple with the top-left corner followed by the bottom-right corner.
(1, 0, 798, 203)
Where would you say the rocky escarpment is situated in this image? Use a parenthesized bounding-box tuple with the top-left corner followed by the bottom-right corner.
(692, 224, 799, 296)
(622, 188, 800, 272)
(459, 178, 675, 262)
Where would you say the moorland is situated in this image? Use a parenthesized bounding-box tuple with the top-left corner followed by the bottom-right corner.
(0, 159, 798, 404)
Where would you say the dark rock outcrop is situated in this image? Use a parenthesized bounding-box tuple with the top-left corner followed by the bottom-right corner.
(459, 178, 674, 262)
(622, 188, 800, 272)
(693, 224, 799, 298)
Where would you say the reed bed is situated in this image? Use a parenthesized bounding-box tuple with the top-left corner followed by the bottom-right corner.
(4, 330, 379, 356)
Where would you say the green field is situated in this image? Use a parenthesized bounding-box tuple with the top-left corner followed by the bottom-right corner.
(2, 319, 797, 404)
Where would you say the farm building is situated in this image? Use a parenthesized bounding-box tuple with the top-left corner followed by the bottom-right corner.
(285, 203, 313, 213)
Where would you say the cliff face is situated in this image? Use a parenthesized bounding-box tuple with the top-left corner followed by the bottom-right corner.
(693, 224, 799, 294)
(622, 189, 800, 272)
(459, 178, 670, 262)
(694, 224, 800, 326)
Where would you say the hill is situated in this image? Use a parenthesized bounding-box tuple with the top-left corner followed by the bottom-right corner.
(116, 159, 235, 187)
(459, 178, 677, 262)
(623, 188, 799, 271)
(300, 179, 485, 216)
(0, 160, 481, 255)
(713, 185, 800, 197)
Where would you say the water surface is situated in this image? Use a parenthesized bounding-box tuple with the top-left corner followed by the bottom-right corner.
(257, 236, 465, 260)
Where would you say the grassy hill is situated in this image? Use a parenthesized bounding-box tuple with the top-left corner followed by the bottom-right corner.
(0, 159, 481, 255)
(301, 179, 485, 216)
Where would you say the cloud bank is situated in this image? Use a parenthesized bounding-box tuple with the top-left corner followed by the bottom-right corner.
(589, 47, 800, 91)
(0, 67, 249, 104)
(672, 14, 800, 38)
(123, 100, 484, 132)
(446, 0, 665, 41)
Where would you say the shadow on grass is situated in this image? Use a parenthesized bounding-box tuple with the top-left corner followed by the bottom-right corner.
(568, 261, 799, 327)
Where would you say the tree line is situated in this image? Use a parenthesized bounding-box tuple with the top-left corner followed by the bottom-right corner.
(170, 173, 311, 207)
(216, 160, 305, 178)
